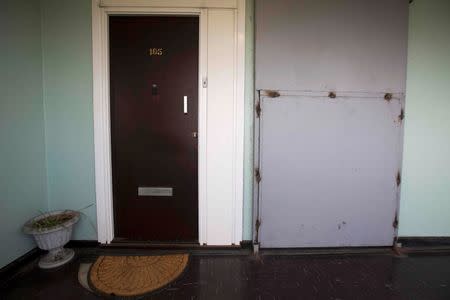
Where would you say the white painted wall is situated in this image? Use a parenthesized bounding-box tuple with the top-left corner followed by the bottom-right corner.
(205, 9, 237, 245)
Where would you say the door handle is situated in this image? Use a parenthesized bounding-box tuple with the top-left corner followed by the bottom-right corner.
(183, 96, 188, 114)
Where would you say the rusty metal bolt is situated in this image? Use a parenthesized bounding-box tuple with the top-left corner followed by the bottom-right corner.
(328, 92, 336, 99)
(384, 93, 393, 101)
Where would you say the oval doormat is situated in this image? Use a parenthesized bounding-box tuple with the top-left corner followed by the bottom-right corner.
(88, 254, 189, 298)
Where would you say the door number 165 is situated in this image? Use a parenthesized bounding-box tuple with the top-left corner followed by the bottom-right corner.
(149, 48, 163, 56)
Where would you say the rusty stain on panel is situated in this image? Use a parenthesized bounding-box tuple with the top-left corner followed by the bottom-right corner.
(265, 90, 280, 98)
(393, 213, 399, 229)
(256, 102, 261, 118)
(255, 219, 261, 242)
(398, 109, 404, 122)
(338, 221, 347, 230)
(328, 91, 337, 99)
(255, 168, 262, 183)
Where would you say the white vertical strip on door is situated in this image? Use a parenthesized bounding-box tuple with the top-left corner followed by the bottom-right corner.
(206, 9, 236, 245)
(197, 8, 209, 245)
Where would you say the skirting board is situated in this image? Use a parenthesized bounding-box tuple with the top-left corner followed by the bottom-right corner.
(69, 239, 253, 256)
(67, 239, 253, 249)
(66, 240, 100, 248)
(0, 248, 42, 288)
(397, 237, 450, 248)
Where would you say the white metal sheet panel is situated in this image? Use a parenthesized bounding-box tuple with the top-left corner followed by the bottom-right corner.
(259, 95, 403, 247)
(255, 0, 409, 92)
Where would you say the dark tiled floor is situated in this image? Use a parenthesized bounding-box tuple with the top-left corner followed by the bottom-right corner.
(2, 249, 450, 299)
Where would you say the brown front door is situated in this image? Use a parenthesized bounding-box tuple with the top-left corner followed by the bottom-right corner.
(109, 16, 199, 242)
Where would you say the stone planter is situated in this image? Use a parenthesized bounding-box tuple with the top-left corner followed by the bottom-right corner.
(23, 210, 80, 269)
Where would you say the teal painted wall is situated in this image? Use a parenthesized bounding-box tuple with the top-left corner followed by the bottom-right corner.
(41, 0, 97, 240)
(0, 1, 48, 268)
(243, 0, 255, 240)
(399, 0, 450, 236)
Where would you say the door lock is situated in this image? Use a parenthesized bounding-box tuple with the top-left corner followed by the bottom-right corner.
(192, 132, 198, 138)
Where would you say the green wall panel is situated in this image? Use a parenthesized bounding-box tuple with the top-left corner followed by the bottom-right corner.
(41, 0, 97, 240)
(0, 0, 48, 268)
(399, 0, 450, 236)
(243, 0, 255, 241)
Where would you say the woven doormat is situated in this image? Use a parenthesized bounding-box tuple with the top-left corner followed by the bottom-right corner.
(88, 254, 189, 298)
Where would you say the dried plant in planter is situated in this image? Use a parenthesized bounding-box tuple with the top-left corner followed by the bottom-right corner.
(31, 211, 77, 230)
(23, 210, 80, 269)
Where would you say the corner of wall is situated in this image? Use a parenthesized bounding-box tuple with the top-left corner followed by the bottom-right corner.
(39, 0, 51, 213)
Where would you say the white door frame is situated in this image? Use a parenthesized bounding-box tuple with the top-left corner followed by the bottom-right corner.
(91, 0, 245, 245)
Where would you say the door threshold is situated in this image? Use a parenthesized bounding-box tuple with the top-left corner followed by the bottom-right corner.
(108, 239, 199, 249)
(105, 239, 241, 250)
